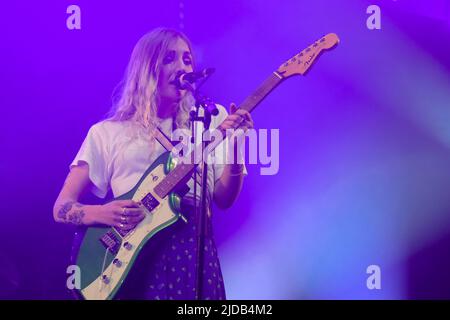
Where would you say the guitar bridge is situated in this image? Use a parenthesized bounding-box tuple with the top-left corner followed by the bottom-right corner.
(99, 231, 121, 255)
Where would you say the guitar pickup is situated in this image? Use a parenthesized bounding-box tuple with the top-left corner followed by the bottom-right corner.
(99, 231, 120, 255)
(141, 193, 160, 212)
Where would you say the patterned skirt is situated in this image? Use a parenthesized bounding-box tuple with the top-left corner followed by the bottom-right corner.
(116, 202, 226, 300)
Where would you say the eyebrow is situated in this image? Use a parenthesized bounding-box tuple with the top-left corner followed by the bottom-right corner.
(165, 50, 191, 56)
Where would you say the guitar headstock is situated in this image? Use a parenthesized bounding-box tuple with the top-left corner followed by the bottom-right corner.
(276, 33, 339, 78)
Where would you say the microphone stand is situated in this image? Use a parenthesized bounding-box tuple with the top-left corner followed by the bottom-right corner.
(185, 80, 217, 300)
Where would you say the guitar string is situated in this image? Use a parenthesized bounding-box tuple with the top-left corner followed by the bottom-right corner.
(98, 247, 109, 291)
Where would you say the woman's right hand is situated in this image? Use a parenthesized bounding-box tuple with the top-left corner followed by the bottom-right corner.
(90, 200, 146, 230)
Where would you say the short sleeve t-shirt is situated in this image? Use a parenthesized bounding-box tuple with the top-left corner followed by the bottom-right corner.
(70, 104, 246, 206)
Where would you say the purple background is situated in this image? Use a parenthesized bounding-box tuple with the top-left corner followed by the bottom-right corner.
(1, 0, 450, 299)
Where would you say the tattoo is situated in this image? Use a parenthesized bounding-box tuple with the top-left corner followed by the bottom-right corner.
(58, 201, 85, 225)
(58, 201, 75, 220)
(68, 209, 85, 225)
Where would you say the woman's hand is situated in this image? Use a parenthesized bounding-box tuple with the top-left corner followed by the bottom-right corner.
(218, 103, 254, 165)
(213, 104, 254, 209)
(219, 103, 254, 132)
(92, 200, 146, 230)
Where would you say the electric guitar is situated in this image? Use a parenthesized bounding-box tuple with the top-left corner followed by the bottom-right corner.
(71, 33, 340, 300)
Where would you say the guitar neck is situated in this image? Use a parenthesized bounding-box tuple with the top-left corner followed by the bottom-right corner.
(153, 72, 285, 199)
(238, 72, 284, 113)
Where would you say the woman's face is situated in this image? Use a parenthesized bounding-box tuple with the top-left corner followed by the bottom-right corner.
(157, 37, 194, 106)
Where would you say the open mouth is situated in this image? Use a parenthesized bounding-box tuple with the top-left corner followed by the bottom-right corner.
(169, 70, 186, 87)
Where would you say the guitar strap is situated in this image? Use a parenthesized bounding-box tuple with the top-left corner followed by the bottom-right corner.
(154, 124, 194, 204)
(154, 126, 175, 152)
(155, 122, 212, 224)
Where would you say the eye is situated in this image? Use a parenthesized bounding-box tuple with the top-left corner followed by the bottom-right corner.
(183, 53, 192, 65)
(163, 51, 175, 65)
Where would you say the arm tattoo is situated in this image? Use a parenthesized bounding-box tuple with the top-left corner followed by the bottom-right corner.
(57, 201, 75, 220)
(58, 201, 85, 226)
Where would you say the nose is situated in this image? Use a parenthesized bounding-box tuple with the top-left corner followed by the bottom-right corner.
(175, 65, 190, 76)
(174, 56, 191, 74)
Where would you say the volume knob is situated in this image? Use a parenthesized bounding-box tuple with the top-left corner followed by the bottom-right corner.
(123, 242, 133, 250)
(102, 275, 110, 284)
(113, 258, 122, 267)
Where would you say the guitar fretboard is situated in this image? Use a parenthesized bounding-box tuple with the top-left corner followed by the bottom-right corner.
(239, 72, 283, 113)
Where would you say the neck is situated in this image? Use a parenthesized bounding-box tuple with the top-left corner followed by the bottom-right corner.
(157, 96, 178, 119)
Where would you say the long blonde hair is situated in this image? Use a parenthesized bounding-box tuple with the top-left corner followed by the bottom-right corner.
(108, 28, 195, 140)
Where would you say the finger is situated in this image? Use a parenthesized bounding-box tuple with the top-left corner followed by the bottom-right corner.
(230, 103, 237, 113)
(233, 112, 248, 124)
(243, 119, 254, 129)
(122, 208, 146, 217)
(115, 216, 139, 226)
(243, 111, 253, 122)
(115, 219, 139, 229)
(225, 114, 243, 122)
(115, 222, 127, 229)
(221, 120, 239, 130)
(117, 223, 135, 231)
(233, 119, 251, 132)
(126, 214, 145, 225)
(114, 209, 144, 220)
(234, 109, 248, 117)
(236, 125, 249, 133)
(235, 110, 253, 124)
(116, 200, 140, 208)
(226, 116, 246, 127)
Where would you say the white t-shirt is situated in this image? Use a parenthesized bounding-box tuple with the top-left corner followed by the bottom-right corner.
(70, 104, 246, 206)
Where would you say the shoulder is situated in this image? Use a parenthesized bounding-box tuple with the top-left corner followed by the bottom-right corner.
(83, 120, 134, 150)
(88, 119, 129, 137)
(90, 119, 126, 132)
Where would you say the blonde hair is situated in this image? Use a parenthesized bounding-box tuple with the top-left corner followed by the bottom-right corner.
(108, 28, 195, 140)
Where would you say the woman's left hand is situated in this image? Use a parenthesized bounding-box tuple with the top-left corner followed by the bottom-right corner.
(219, 103, 254, 132)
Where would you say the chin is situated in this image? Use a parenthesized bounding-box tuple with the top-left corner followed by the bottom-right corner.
(174, 90, 186, 101)
(161, 91, 182, 103)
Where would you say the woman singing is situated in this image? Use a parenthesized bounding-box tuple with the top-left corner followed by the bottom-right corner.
(53, 27, 253, 300)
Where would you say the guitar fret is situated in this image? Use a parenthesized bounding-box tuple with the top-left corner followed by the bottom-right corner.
(154, 163, 196, 198)
(240, 74, 282, 113)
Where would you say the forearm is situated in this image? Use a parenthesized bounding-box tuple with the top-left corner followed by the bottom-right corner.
(213, 164, 244, 209)
(53, 198, 100, 226)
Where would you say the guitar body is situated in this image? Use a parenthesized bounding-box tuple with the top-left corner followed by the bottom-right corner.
(71, 151, 184, 300)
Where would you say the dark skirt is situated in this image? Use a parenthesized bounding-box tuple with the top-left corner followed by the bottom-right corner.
(116, 202, 226, 300)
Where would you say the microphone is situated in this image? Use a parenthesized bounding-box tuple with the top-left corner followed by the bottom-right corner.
(172, 68, 215, 90)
